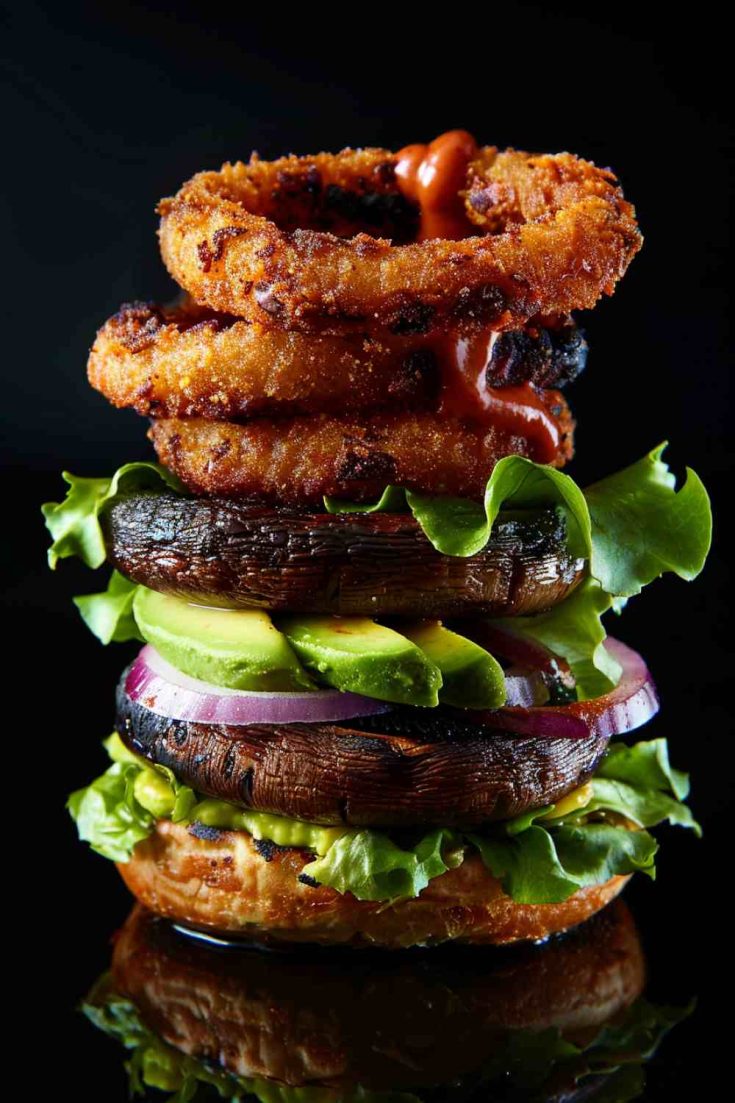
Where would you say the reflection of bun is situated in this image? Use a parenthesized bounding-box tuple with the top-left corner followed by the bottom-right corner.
(111, 899, 644, 1093)
(118, 821, 630, 948)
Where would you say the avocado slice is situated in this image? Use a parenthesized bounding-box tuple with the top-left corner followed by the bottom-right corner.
(401, 621, 507, 709)
(132, 587, 314, 692)
(278, 616, 442, 706)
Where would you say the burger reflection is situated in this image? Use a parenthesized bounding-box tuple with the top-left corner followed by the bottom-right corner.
(84, 900, 687, 1103)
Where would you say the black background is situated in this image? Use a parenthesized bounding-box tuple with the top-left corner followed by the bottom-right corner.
(3, 2, 732, 1097)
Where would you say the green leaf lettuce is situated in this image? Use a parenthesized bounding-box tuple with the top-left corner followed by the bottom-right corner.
(325, 445, 711, 696)
(301, 827, 464, 902)
(584, 443, 712, 599)
(49, 447, 710, 595)
(492, 578, 619, 699)
(67, 758, 154, 864)
(469, 737, 699, 903)
(324, 444, 711, 597)
(42, 462, 181, 569)
(69, 737, 697, 905)
(73, 570, 143, 644)
(44, 448, 712, 703)
(68, 734, 196, 862)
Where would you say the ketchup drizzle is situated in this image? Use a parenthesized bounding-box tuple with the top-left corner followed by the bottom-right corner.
(394, 130, 564, 462)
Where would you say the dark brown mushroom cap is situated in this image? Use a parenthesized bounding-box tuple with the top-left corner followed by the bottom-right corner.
(103, 493, 584, 617)
(116, 677, 610, 828)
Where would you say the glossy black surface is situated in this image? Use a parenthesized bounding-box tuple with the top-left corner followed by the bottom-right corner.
(77, 899, 687, 1101)
(3, 4, 732, 1096)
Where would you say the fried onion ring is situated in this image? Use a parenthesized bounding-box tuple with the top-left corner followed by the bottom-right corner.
(158, 145, 641, 335)
(89, 301, 586, 420)
(148, 397, 574, 504)
(88, 300, 439, 419)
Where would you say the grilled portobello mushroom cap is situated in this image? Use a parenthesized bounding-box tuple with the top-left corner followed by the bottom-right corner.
(116, 676, 610, 828)
(103, 493, 584, 617)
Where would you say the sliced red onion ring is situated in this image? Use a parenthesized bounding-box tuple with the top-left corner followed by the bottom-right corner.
(126, 645, 392, 725)
(478, 637, 659, 739)
(124, 639, 656, 739)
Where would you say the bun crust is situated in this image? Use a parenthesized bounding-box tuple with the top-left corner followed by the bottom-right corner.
(117, 821, 629, 948)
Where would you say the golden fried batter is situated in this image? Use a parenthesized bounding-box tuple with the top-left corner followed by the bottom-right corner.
(149, 397, 574, 504)
(158, 145, 640, 335)
(89, 300, 439, 418)
(90, 300, 585, 420)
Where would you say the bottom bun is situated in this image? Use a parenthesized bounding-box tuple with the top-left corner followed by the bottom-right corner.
(117, 821, 629, 948)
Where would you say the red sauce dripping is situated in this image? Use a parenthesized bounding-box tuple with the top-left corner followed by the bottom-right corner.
(432, 329, 562, 463)
(395, 129, 478, 241)
(395, 130, 563, 461)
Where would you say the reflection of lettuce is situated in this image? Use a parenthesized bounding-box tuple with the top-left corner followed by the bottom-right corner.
(478, 996, 693, 1103)
(84, 974, 419, 1103)
(83, 973, 691, 1103)
(69, 736, 698, 905)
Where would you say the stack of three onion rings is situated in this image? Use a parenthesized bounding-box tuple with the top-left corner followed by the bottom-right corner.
(89, 134, 640, 500)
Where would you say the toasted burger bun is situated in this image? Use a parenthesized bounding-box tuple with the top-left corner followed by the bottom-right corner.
(108, 899, 643, 1092)
(117, 820, 630, 948)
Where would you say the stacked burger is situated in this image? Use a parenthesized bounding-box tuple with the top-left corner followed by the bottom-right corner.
(45, 130, 711, 948)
